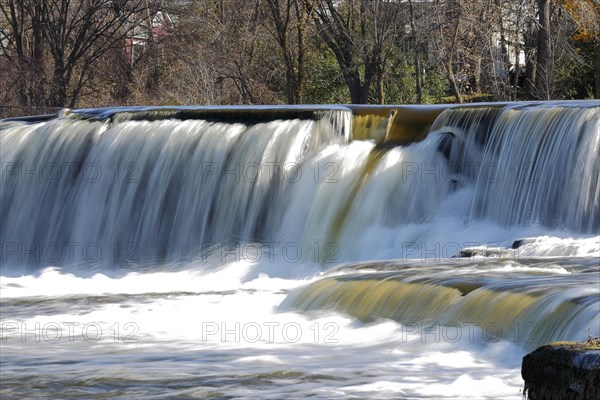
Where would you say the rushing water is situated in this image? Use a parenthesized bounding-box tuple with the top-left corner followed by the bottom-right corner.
(1, 102, 599, 399)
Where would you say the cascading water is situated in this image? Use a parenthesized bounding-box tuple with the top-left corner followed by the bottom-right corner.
(1, 102, 598, 399)
(1, 112, 346, 266)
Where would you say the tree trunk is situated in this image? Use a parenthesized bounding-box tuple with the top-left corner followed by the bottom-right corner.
(17, 58, 28, 110)
(513, 37, 521, 100)
(446, 62, 463, 103)
(535, 0, 552, 100)
(284, 55, 296, 104)
(294, 0, 309, 104)
(52, 65, 68, 107)
(408, 0, 422, 103)
(525, 17, 537, 99)
(497, 0, 510, 99)
(347, 72, 371, 104)
(473, 56, 482, 94)
(376, 64, 385, 104)
(31, 2, 46, 110)
(512, 2, 524, 100)
(596, 43, 600, 99)
(295, 34, 306, 103)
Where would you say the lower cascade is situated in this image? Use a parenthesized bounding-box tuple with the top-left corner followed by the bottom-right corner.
(283, 259, 599, 347)
(1, 101, 599, 399)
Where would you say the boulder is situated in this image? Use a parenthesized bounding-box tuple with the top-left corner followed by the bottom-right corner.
(522, 341, 600, 399)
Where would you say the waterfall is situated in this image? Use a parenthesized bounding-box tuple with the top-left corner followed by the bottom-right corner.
(2, 102, 598, 399)
(278, 102, 598, 346)
(425, 104, 600, 233)
(1, 102, 598, 267)
(468, 106, 599, 233)
(1, 111, 346, 266)
(282, 259, 600, 347)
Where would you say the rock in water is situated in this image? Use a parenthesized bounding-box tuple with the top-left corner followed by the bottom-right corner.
(522, 342, 600, 399)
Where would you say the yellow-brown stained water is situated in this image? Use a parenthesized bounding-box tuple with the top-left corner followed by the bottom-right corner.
(288, 272, 591, 346)
(349, 106, 446, 143)
(291, 277, 464, 322)
(325, 107, 446, 245)
(351, 113, 391, 142)
(326, 149, 388, 245)
(382, 107, 445, 145)
(438, 288, 538, 335)
(523, 300, 581, 345)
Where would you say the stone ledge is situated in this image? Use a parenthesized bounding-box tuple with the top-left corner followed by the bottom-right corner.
(522, 341, 600, 399)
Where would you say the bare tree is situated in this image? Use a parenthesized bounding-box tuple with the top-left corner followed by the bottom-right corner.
(0, 0, 47, 113)
(311, 0, 401, 104)
(2, 0, 597, 113)
(209, 0, 278, 104)
(432, 0, 463, 103)
(44, 0, 150, 107)
(535, 0, 553, 99)
(264, 0, 317, 104)
(1, 0, 151, 109)
(407, 0, 423, 103)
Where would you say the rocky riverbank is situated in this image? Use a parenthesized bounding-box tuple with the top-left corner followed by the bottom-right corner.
(522, 339, 600, 399)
